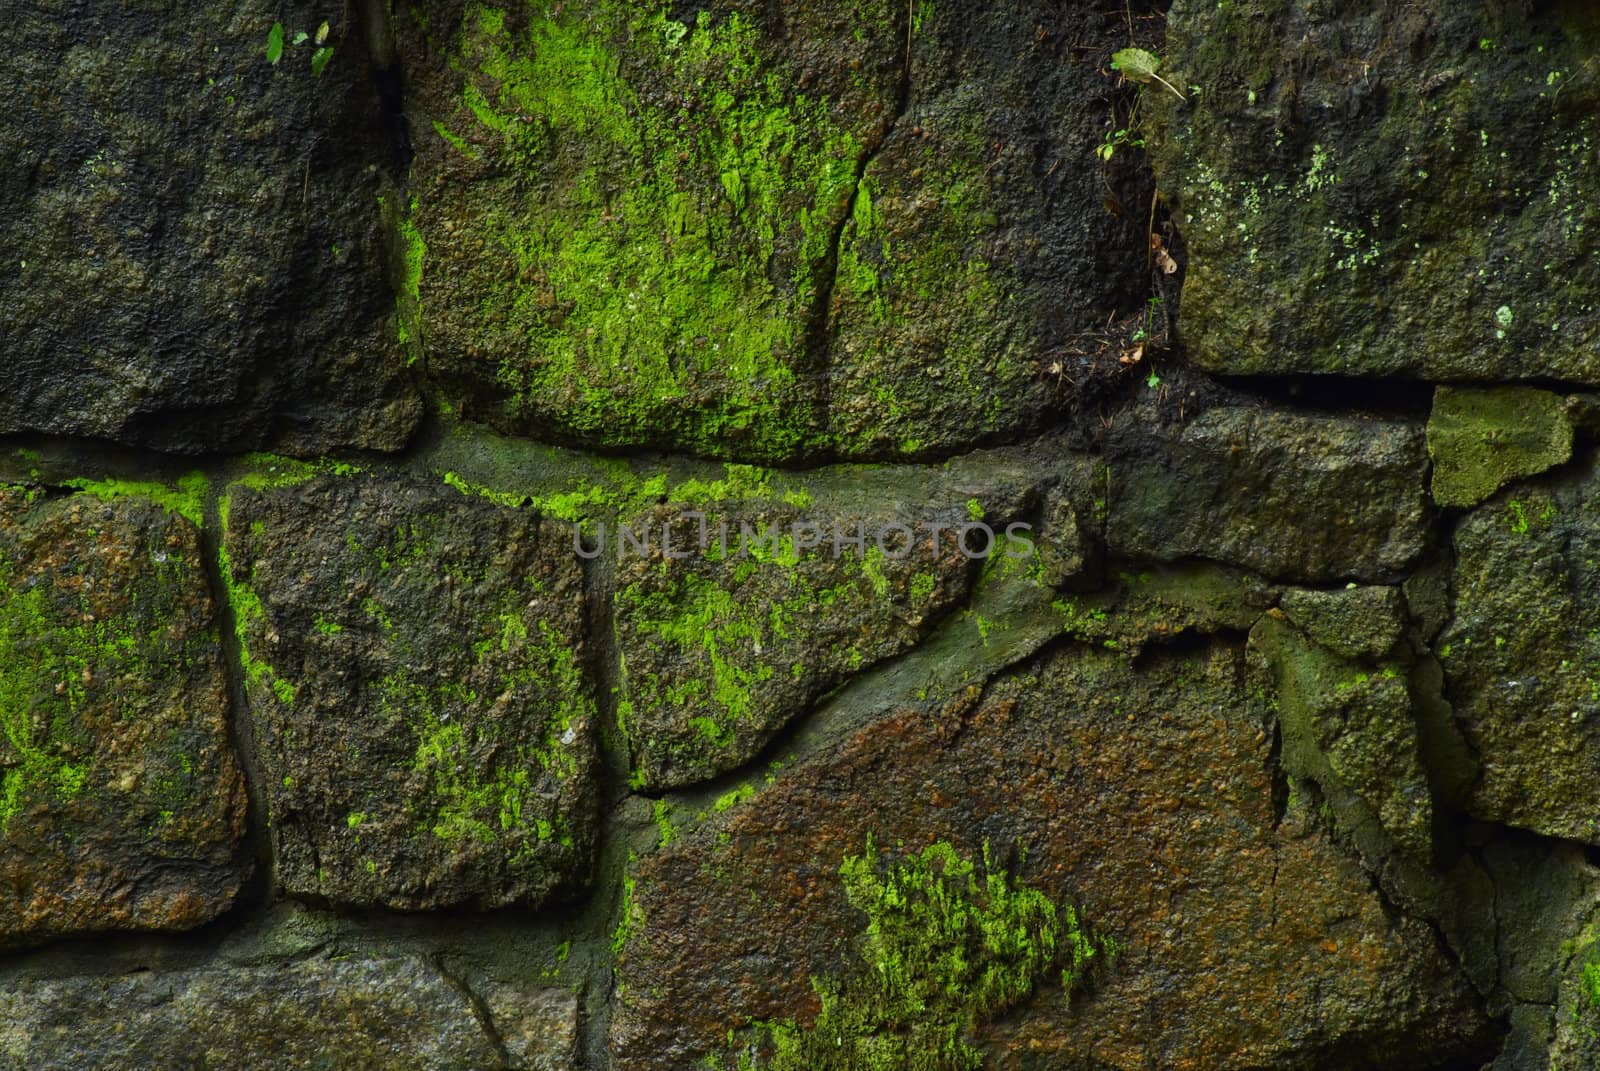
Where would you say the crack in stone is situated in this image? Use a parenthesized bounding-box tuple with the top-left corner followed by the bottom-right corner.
(806, 10, 918, 454)
(431, 955, 514, 1070)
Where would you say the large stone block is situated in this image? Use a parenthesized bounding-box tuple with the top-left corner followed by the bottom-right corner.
(1151, 0, 1600, 382)
(400, 0, 1151, 462)
(221, 467, 598, 908)
(612, 498, 978, 790)
(0, 1, 420, 453)
(1108, 406, 1430, 583)
(611, 641, 1492, 1070)
(1441, 450, 1600, 843)
(0, 486, 246, 946)
(0, 955, 578, 1070)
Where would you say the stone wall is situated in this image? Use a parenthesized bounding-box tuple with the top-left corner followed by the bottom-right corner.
(4, 1, 1600, 1068)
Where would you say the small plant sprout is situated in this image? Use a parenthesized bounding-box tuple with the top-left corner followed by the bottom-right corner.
(1111, 47, 1186, 102)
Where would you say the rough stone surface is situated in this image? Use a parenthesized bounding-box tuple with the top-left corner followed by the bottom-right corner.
(613, 497, 978, 790)
(222, 469, 598, 909)
(611, 640, 1492, 1070)
(1279, 583, 1407, 661)
(1428, 386, 1575, 508)
(400, 0, 1152, 462)
(1108, 406, 1431, 583)
(0, 2, 421, 454)
(0, 955, 575, 1070)
(1251, 614, 1433, 862)
(0, 487, 246, 947)
(1440, 451, 1600, 844)
(475, 980, 582, 1071)
(1151, 0, 1600, 383)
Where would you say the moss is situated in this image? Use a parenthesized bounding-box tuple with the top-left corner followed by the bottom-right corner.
(719, 838, 1113, 1070)
(0, 578, 91, 831)
(433, 0, 870, 457)
(0, 494, 214, 836)
(63, 472, 208, 528)
(613, 861, 641, 956)
(615, 550, 870, 773)
(216, 490, 292, 708)
(442, 460, 810, 535)
(396, 204, 427, 365)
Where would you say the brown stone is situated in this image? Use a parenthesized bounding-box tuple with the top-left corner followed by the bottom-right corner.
(0, 488, 246, 946)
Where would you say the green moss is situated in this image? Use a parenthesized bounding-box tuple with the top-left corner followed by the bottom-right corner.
(711, 783, 756, 814)
(720, 838, 1113, 1070)
(63, 472, 208, 528)
(397, 204, 427, 365)
(613, 862, 641, 956)
(0, 499, 213, 836)
(436, 1, 870, 456)
(0, 579, 91, 831)
(442, 460, 809, 534)
(216, 490, 294, 709)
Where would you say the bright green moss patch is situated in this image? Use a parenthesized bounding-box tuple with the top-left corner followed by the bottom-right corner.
(720, 838, 1113, 1070)
(433, 0, 871, 456)
(63, 472, 208, 528)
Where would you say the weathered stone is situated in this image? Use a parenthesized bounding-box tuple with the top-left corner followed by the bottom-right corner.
(1053, 562, 1279, 654)
(400, 0, 1150, 462)
(0, 486, 246, 946)
(1150, 0, 1600, 383)
(475, 980, 582, 1071)
(222, 467, 597, 908)
(611, 641, 1492, 1070)
(0, 955, 576, 1070)
(1428, 387, 1574, 508)
(1108, 406, 1431, 583)
(0, 2, 420, 454)
(1279, 583, 1407, 660)
(1032, 483, 1103, 590)
(1440, 451, 1600, 844)
(1251, 614, 1433, 862)
(613, 498, 977, 790)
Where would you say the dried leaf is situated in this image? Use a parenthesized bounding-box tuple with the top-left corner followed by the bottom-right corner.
(1155, 248, 1179, 275)
(1120, 344, 1145, 366)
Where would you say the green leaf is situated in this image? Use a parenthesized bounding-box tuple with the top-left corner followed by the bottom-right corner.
(1110, 47, 1161, 82)
(1110, 46, 1186, 101)
(265, 22, 284, 65)
(292, 31, 309, 45)
(311, 46, 334, 77)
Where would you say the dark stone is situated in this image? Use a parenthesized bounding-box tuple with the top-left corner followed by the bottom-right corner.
(610, 640, 1492, 1070)
(1251, 613, 1433, 862)
(1108, 406, 1430, 583)
(1279, 584, 1407, 661)
(613, 497, 977, 790)
(222, 467, 598, 909)
(1151, 0, 1600, 383)
(0, 487, 246, 947)
(1441, 451, 1600, 844)
(0, 1, 421, 454)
